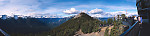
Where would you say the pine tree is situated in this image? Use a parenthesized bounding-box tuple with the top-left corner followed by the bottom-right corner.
(104, 20, 107, 24)
(107, 18, 113, 24)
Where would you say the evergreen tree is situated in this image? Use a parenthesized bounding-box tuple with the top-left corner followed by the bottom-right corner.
(104, 20, 107, 24)
(107, 18, 113, 24)
(121, 14, 126, 18)
(100, 21, 104, 24)
(121, 14, 126, 21)
(113, 17, 116, 23)
(117, 15, 120, 21)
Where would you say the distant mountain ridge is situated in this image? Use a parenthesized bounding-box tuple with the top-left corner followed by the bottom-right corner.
(0, 17, 71, 36)
(49, 12, 101, 36)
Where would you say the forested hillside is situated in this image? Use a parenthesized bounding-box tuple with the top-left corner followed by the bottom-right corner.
(49, 13, 101, 36)
(0, 17, 70, 36)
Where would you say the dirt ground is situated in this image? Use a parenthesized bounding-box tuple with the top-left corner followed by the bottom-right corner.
(74, 26, 114, 36)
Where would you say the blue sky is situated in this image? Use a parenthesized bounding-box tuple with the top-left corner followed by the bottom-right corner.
(0, 0, 137, 17)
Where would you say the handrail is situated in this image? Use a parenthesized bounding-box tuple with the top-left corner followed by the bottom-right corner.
(0, 29, 10, 36)
(120, 21, 139, 36)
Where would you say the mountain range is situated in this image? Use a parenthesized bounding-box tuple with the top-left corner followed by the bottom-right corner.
(0, 17, 71, 36)
(0, 12, 110, 36)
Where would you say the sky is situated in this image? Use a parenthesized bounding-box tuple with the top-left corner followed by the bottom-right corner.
(0, 0, 138, 17)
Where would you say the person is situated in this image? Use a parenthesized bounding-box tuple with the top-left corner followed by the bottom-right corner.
(131, 16, 137, 25)
(134, 16, 137, 22)
(137, 16, 142, 24)
(138, 16, 142, 29)
(140, 17, 142, 24)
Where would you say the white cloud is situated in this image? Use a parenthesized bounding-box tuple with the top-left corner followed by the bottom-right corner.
(0, 0, 41, 16)
(0, 0, 63, 16)
(73, 4, 137, 10)
(29, 8, 63, 16)
(88, 8, 103, 14)
(126, 12, 138, 17)
(63, 8, 79, 14)
(108, 11, 126, 16)
(62, 8, 138, 17)
(0, 0, 9, 5)
(90, 11, 138, 17)
(0, 0, 138, 18)
(105, 6, 137, 10)
(108, 11, 138, 17)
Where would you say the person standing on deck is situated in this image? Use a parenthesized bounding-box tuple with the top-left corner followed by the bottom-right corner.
(138, 16, 142, 24)
(138, 16, 142, 29)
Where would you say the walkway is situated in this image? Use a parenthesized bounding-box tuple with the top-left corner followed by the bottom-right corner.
(75, 26, 114, 36)
(76, 27, 108, 36)
(140, 23, 150, 36)
(98, 27, 108, 36)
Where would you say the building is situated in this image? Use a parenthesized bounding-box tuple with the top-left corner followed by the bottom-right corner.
(136, 0, 150, 23)
(14, 15, 18, 20)
(1, 15, 7, 20)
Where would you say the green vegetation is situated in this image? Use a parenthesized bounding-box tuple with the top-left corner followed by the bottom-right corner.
(49, 13, 127, 36)
(121, 14, 126, 18)
(107, 18, 113, 24)
(104, 14, 126, 36)
(110, 21, 124, 36)
(49, 13, 101, 36)
(104, 17, 122, 36)
(109, 14, 126, 36)
(104, 20, 107, 24)
(104, 27, 109, 36)
(121, 14, 126, 21)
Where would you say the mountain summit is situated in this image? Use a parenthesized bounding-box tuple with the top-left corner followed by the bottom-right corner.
(74, 12, 89, 18)
(49, 12, 101, 36)
(74, 12, 93, 19)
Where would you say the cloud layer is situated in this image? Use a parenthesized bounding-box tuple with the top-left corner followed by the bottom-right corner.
(63, 8, 138, 17)
(0, 0, 137, 18)
(90, 10, 138, 17)
(63, 8, 79, 14)
(0, 0, 63, 16)
(88, 8, 103, 14)
(0, 0, 40, 16)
